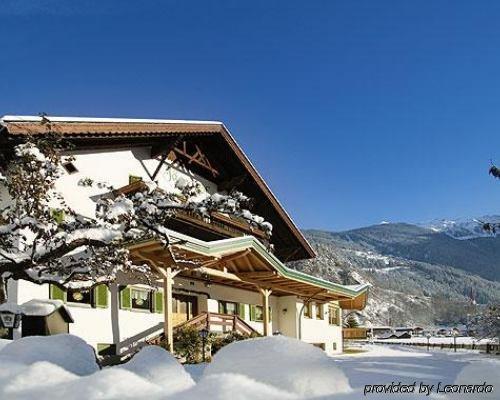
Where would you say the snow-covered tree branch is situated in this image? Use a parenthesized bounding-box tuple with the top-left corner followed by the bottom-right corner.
(471, 305, 500, 344)
(0, 132, 272, 303)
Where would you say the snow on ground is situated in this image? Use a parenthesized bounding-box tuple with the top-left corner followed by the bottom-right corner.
(0, 338, 11, 351)
(0, 335, 498, 400)
(0, 334, 98, 375)
(331, 344, 499, 399)
(203, 335, 351, 397)
(117, 345, 194, 395)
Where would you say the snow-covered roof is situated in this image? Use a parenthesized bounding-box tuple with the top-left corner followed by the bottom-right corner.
(0, 302, 22, 314)
(20, 299, 73, 321)
(1, 115, 222, 125)
(0, 114, 316, 262)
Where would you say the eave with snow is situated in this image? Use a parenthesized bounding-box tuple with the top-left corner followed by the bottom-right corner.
(0, 115, 368, 355)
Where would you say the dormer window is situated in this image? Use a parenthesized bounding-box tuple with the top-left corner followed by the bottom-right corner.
(62, 162, 78, 174)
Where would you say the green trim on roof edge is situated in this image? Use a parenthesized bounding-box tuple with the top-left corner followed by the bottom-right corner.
(164, 231, 370, 298)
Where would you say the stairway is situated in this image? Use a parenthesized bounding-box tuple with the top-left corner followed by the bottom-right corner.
(147, 311, 260, 345)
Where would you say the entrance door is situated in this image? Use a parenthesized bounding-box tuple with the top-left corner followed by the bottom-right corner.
(172, 294, 198, 326)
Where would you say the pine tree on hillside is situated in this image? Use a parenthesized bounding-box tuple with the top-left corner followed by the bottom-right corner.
(471, 305, 500, 344)
(344, 313, 360, 328)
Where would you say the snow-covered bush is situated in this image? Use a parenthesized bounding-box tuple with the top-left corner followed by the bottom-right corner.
(118, 345, 194, 394)
(0, 334, 99, 375)
(175, 373, 298, 400)
(204, 335, 352, 397)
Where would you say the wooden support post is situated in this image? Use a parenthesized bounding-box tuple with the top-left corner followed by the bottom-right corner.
(159, 266, 181, 353)
(163, 267, 174, 352)
(260, 288, 272, 336)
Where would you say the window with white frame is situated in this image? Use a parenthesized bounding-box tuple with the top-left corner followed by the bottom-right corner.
(315, 303, 324, 320)
(328, 305, 340, 325)
(131, 288, 152, 311)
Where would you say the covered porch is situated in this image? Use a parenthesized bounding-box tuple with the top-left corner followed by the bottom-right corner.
(128, 231, 369, 352)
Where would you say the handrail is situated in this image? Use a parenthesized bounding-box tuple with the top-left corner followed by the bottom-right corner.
(118, 322, 164, 354)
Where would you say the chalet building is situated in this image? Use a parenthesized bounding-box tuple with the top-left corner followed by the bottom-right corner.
(0, 115, 368, 356)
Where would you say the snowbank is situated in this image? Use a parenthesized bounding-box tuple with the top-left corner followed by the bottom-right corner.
(0, 334, 99, 375)
(35, 368, 164, 400)
(204, 335, 352, 397)
(118, 345, 194, 394)
(0, 361, 78, 399)
(445, 360, 500, 399)
(0, 338, 11, 351)
(175, 373, 298, 400)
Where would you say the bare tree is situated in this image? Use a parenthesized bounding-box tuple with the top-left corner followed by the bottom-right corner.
(471, 305, 500, 344)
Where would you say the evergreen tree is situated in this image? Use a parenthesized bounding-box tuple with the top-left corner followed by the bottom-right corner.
(344, 313, 360, 328)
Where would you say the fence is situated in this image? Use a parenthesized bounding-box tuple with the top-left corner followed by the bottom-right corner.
(373, 340, 500, 354)
(343, 328, 368, 340)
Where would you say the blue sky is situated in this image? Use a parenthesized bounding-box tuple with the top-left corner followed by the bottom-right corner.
(1, 1, 499, 231)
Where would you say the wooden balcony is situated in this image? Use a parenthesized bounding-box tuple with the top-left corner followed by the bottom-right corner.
(170, 209, 270, 244)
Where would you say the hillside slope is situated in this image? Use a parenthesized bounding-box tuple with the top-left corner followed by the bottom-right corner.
(290, 222, 500, 327)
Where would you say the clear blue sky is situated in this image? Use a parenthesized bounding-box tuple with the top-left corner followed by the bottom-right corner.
(1, 1, 499, 231)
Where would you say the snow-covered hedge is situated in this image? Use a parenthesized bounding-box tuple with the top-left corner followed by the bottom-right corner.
(0, 334, 352, 400)
(204, 335, 351, 397)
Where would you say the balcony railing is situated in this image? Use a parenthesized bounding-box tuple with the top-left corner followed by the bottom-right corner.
(173, 209, 269, 243)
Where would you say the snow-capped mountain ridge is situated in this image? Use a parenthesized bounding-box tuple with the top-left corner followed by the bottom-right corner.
(419, 215, 500, 240)
(290, 219, 500, 326)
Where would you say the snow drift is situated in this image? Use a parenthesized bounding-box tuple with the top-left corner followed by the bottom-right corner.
(0, 334, 98, 375)
(118, 345, 194, 394)
(204, 335, 352, 397)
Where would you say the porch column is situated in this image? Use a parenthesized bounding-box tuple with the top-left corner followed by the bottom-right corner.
(109, 283, 120, 354)
(162, 266, 176, 353)
(260, 288, 272, 336)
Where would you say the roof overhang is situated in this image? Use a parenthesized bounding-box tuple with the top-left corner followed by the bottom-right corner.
(0, 115, 315, 262)
(128, 231, 369, 308)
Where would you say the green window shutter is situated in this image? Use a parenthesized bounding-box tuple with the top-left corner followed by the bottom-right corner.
(50, 209, 65, 224)
(154, 291, 164, 314)
(49, 284, 66, 302)
(249, 305, 256, 321)
(238, 304, 246, 319)
(120, 286, 132, 310)
(94, 284, 108, 308)
(269, 306, 272, 322)
(129, 175, 143, 184)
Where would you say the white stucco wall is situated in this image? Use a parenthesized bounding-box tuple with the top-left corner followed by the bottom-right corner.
(55, 147, 217, 218)
(2, 145, 345, 355)
(10, 277, 343, 354)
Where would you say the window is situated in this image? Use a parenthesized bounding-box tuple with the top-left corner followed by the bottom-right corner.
(50, 284, 108, 308)
(328, 306, 340, 325)
(315, 303, 324, 320)
(131, 288, 152, 311)
(218, 301, 239, 315)
(129, 175, 143, 184)
(303, 302, 312, 318)
(250, 305, 264, 322)
(67, 288, 92, 305)
(49, 284, 108, 308)
(62, 162, 78, 174)
(249, 305, 272, 322)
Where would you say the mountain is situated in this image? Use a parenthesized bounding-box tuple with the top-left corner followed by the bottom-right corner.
(419, 216, 500, 241)
(289, 220, 500, 327)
